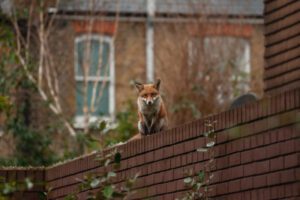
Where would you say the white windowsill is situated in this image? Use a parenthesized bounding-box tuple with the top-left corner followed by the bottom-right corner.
(73, 115, 117, 131)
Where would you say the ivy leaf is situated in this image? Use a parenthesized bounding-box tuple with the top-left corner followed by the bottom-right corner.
(196, 148, 208, 152)
(98, 121, 107, 132)
(104, 159, 111, 167)
(107, 172, 116, 178)
(102, 185, 114, 199)
(64, 194, 78, 200)
(114, 152, 121, 164)
(25, 178, 33, 190)
(198, 171, 205, 182)
(206, 141, 215, 147)
(183, 177, 192, 184)
(90, 178, 100, 188)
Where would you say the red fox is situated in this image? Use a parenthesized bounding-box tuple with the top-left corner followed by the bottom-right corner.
(133, 79, 168, 137)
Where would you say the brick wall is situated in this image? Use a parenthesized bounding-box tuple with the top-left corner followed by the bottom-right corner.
(0, 168, 45, 199)
(44, 88, 300, 200)
(264, 0, 300, 94)
(1, 88, 298, 200)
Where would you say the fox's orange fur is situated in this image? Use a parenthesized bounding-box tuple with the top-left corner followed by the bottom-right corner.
(130, 79, 168, 140)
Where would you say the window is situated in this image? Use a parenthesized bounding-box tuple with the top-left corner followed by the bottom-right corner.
(188, 36, 251, 104)
(74, 35, 115, 128)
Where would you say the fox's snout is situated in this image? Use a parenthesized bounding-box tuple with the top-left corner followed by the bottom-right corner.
(142, 96, 156, 105)
(146, 98, 154, 105)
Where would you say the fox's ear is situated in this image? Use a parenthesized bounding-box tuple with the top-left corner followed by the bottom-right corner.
(154, 79, 161, 90)
(134, 81, 144, 92)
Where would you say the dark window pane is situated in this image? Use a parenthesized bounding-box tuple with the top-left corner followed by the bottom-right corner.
(75, 38, 110, 77)
(76, 81, 109, 116)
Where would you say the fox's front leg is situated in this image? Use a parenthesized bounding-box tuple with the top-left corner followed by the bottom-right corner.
(150, 118, 167, 134)
(138, 120, 149, 135)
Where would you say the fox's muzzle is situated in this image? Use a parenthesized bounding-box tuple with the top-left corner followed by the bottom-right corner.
(146, 99, 153, 105)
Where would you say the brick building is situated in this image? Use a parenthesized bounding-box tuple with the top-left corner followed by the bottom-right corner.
(0, 0, 299, 199)
(46, 0, 264, 128)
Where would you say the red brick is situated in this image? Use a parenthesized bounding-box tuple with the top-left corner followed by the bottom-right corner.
(251, 135, 257, 148)
(241, 177, 253, 190)
(136, 154, 145, 166)
(228, 179, 241, 193)
(281, 169, 296, 183)
(244, 162, 256, 176)
(217, 131, 228, 144)
(271, 184, 286, 199)
(216, 182, 228, 195)
(277, 127, 289, 141)
(227, 192, 242, 200)
(16, 170, 26, 182)
(184, 140, 195, 152)
(217, 156, 229, 170)
(145, 174, 154, 186)
(281, 140, 296, 155)
(256, 160, 270, 174)
(194, 137, 205, 150)
(154, 161, 163, 173)
(263, 131, 271, 144)
(284, 153, 299, 168)
(192, 162, 200, 174)
(266, 143, 280, 157)
(181, 154, 187, 166)
(221, 168, 231, 181)
(154, 149, 164, 160)
(156, 183, 167, 194)
(145, 151, 154, 163)
(267, 171, 280, 186)
(270, 156, 284, 171)
(163, 146, 173, 158)
(163, 193, 174, 200)
(229, 152, 241, 166)
(215, 144, 226, 157)
(243, 190, 252, 200)
(72, 21, 116, 34)
(176, 179, 185, 191)
(174, 143, 185, 155)
(256, 134, 264, 147)
(257, 188, 267, 200)
(173, 168, 183, 180)
(270, 127, 278, 143)
(186, 152, 193, 165)
(244, 137, 251, 149)
(253, 174, 267, 188)
(153, 172, 164, 184)
(230, 165, 244, 179)
(253, 146, 267, 161)
(164, 169, 173, 182)
(241, 150, 253, 164)
(226, 142, 234, 154)
(231, 139, 244, 152)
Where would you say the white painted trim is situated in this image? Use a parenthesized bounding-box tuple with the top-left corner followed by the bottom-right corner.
(74, 34, 115, 128)
(73, 115, 116, 130)
(75, 76, 111, 81)
(146, 0, 155, 82)
(54, 15, 264, 25)
(110, 38, 116, 120)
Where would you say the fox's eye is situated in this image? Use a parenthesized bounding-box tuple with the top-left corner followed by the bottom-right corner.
(151, 93, 157, 97)
(142, 94, 147, 98)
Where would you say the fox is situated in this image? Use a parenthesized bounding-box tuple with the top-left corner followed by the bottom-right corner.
(133, 79, 168, 137)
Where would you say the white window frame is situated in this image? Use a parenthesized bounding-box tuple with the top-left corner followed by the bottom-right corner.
(73, 34, 115, 128)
